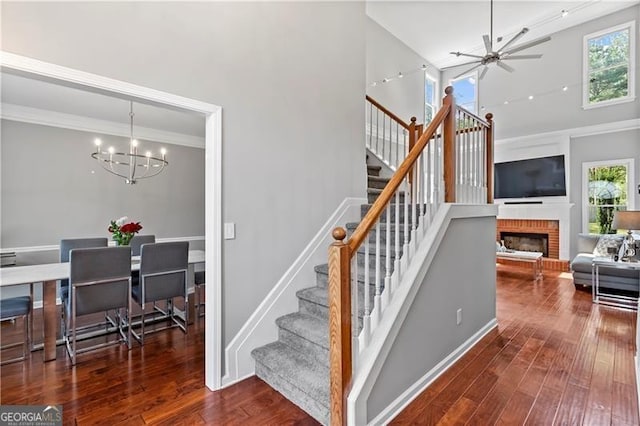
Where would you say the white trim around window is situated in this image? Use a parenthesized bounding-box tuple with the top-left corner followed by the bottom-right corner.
(581, 158, 635, 233)
(424, 72, 439, 124)
(582, 20, 636, 110)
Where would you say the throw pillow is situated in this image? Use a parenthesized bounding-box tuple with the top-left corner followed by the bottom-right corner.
(593, 234, 624, 257)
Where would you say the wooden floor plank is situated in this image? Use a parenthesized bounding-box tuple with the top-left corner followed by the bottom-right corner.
(2, 265, 638, 426)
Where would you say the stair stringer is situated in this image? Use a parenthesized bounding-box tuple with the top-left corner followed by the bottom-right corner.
(347, 203, 499, 425)
(221, 197, 366, 387)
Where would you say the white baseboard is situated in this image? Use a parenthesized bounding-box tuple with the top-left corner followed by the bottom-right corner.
(368, 318, 498, 425)
(221, 197, 366, 387)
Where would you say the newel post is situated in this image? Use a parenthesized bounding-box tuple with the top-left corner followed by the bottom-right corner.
(485, 113, 494, 204)
(443, 86, 456, 203)
(328, 227, 352, 426)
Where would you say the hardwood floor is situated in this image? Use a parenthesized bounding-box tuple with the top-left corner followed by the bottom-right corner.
(1, 266, 637, 425)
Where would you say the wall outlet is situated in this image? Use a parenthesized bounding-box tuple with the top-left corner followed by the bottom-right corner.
(456, 308, 462, 325)
(224, 222, 236, 240)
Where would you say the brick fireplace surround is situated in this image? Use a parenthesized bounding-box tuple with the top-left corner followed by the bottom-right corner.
(497, 218, 569, 271)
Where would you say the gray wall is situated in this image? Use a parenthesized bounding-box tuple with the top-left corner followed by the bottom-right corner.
(367, 216, 497, 422)
(569, 129, 640, 257)
(1, 120, 205, 249)
(1, 2, 366, 350)
(443, 5, 640, 140)
(366, 17, 440, 123)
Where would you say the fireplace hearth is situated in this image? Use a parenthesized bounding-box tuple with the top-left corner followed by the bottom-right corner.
(500, 232, 549, 257)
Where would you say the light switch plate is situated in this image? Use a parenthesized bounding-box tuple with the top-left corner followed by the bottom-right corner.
(224, 223, 235, 240)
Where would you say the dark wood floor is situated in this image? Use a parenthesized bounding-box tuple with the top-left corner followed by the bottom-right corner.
(1, 266, 637, 425)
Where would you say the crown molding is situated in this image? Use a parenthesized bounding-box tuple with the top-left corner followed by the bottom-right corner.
(1, 103, 205, 149)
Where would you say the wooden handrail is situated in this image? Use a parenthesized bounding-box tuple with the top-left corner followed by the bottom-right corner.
(366, 95, 411, 130)
(330, 86, 493, 425)
(348, 92, 453, 254)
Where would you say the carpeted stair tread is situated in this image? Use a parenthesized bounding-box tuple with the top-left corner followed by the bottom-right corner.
(276, 312, 328, 350)
(252, 341, 329, 404)
(314, 263, 386, 286)
(297, 285, 379, 318)
(367, 165, 382, 176)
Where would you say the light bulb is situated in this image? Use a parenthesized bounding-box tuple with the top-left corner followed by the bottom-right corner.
(131, 139, 138, 147)
(562, 86, 568, 92)
(94, 138, 102, 146)
(160, 148, 167, 156)
(108, 146, 115, 154)
(146, 151, 152, 158)
(504, 100, 509, 105)
(528, 95, 534, 100)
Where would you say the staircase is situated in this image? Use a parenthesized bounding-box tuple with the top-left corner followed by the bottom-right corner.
(251, 160, 396, 425)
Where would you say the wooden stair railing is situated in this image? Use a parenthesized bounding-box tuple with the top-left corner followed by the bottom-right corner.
(329, 86, 494, 424)
(365, 95, 423, 171)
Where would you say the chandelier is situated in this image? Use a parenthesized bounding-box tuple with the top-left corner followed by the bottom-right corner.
(91, 101, 168, 184)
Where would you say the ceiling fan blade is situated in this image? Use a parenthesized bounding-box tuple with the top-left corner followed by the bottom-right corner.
(483, 35, 492, 53)
(501, 54, 543, 60)
(496, 61, 515, 73)
(479, 66, 489, 80)
(454, 63, 483, 80)
(450, 52, 486, 59)
(497, 28, 528, 53)
(502, 36, 551, 55)
(441, 60, 482, 71)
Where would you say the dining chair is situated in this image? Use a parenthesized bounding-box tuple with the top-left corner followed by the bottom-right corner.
(194, 271, 205, 317)
(59, 238, 109, 300)
(59, 238, 109, 336)
(64, 246, 132, 365)
(0, 296, 32, 365)
(130, 235, 156, 257)
(131, 241, 189, 344)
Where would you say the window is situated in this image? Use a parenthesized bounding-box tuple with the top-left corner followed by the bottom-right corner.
(582, 159, 635, 234)
(583, 21, 635, 108)
(450, 72, 478, 114)
(424, 74, 437, 124)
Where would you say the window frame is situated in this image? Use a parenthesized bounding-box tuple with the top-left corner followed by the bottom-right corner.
(424, 72, 439, 124)
(582, 20, 636, 109)
(581, 158, 635, 233)
(449, 70, 479, 114)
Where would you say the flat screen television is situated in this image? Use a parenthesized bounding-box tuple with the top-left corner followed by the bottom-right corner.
(494, 155, 566, 199)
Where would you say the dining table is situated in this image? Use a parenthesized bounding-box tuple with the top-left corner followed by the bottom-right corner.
(0, 249, 205, 362)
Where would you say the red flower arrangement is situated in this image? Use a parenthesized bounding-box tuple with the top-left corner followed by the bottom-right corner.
(108, 216, 143, 246)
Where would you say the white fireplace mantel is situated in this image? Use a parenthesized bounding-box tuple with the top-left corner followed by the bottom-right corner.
(497, 202, 574, 260)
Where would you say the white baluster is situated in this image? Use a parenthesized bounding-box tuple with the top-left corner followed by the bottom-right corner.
(373, 221, 381, 329)
(401, 174, 410, 274)
(361, 230, 371, 349)
(393, 190, 401, 291)
(375, 108, 380, 155)
(351, 256, 359, 362)
(368, 103, 373, 151)
(383, 204, 391, 308)
(409, 162, 417, 258)
(382, 114, 386, 164)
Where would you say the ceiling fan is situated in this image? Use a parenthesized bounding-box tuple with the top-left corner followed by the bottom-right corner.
(443, 0, 551, 79)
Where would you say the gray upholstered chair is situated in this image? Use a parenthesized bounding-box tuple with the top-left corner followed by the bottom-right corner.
(131, 241, 189, 344)
(0, 296, 32, 365)
(194, 271, 205, 317)
(64, 246, 132, 365)
(130, 235, 156, 257)
(59, 238, 109, 300)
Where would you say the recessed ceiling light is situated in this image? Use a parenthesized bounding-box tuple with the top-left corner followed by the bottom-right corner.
(383, 78, 389, 83)
(561, 10, 569, 18)
(372, 82, 377, 87)
(504, 100, 509, 105)
(398, 72, 403, 79)
(481, 106, 486, 111)
(562, 86, 568, 91)
(528, 95, 534, 100)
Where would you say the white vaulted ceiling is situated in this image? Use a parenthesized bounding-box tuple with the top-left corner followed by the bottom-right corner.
(367, 0, 639, 69)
